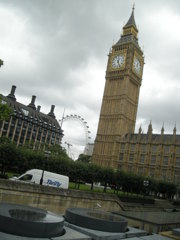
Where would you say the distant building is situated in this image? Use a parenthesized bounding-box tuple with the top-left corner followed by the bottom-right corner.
(0, 85, 63, 149)
(84, 143, 94, 156)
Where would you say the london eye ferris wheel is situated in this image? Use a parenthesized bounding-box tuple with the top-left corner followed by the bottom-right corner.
(59, 114, 91, 160)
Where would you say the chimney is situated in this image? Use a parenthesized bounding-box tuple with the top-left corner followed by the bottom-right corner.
(0, 59, 3, 67)
(37, 105, 41, 112)
(48, 105, 55, 118)
(7, 85, 16, 101)
(28, 95, 36, 110)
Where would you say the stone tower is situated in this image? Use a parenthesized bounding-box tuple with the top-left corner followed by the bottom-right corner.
(92, 9, 144, 168)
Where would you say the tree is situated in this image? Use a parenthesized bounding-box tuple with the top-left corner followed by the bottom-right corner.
(113, 170, 126, 193)
(77, 154, 91, 164)
(48, 144, 71, 161)
(146, 178, 158, 196)
(101, 167, 114, 192)
(0, 95, 12, 121)
(121, 173, 134, 194)
(0, 137, 17, 175)
(69, 161, 87, 189)
(157, 181, 177, 199)
(84, 164, 102, 190)
(130, 174, 144, 195)
(14, 146, 44, 173)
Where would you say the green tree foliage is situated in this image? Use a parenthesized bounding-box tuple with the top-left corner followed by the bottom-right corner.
(48, 144, 70, 159)
(121, 173, 135, 194)
(77, 154, 91, 164)
(146, 178, 158, 195)
(0, 137, 17, 175)
(84, 164, 102, 190)
(16, 147, 45, 173)
(0, 95, 12, 121)
(113, 170, 125, 193)
(131, 175, 144, 195)
(69, 161, 87, 189)
(0, 137, 178, 200)
(47, 155, 71, 176)
(46, 144, 72, 176)
(157, 181, 177, 199)
(101, 167, 114, 192)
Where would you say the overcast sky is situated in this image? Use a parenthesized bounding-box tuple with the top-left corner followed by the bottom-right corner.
(0, 0, 180, 159)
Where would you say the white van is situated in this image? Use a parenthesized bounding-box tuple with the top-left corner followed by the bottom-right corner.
(10, 169, 69, 189)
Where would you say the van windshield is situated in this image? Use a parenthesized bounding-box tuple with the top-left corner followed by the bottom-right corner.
(19, 174, 33, 181)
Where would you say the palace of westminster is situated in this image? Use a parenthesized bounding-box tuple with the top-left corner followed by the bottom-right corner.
(0, 9, 180, 185)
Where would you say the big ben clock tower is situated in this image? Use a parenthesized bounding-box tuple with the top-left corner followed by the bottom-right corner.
(92, 9, 144, 168)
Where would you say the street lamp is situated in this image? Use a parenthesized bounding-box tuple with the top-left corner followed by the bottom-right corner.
(40, 150, 51, 185)
(143, 179, 149, 205)
(143, 180, 149, 188)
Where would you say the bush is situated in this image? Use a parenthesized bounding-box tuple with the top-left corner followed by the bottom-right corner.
(173, 200, 180, 206)
(118, 195, 155, 204)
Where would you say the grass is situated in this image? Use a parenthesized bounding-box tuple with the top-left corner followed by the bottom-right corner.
(69, 182, 154, 202)
(7, 172, 18, 178)
(69, 182, 118, 194)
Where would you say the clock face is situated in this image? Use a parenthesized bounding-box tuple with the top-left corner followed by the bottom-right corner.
(133, 57, 141, 74)
(112, 55, 125, 69)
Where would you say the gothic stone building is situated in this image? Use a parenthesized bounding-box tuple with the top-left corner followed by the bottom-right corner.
(92, 10, 180, 185)
(0, 85, 63, 149)
(116, 124, 180, 184)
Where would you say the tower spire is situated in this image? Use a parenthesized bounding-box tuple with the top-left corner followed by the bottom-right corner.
(173, 123, 177, 135)
(115, 7, 141, 48)
(138, 125, 142, 134)
(123, 7, 138, 32)
(161, 123, 164, 135)
(132, 3, 135, 12)
(147, 121, 153, 135)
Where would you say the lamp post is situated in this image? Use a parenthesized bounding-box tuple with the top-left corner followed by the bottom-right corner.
(143, 179, 149, 204)
(142, 179, 149, 230)
(40, 150, 51, 185)
(143, 180, 149, 188)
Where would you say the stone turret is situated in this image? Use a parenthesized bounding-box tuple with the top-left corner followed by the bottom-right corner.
(28, 96, 36, 110)
(161, 124, 164, 135)
(7, 85, 16, 101)
(48, 105, 55, 119)
(147, 121, 153, 135)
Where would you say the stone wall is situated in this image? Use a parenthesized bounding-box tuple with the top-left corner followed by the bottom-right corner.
(0, 179, 122, 214)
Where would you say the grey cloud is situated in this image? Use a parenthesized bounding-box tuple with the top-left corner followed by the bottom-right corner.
(1, 0, 180, 157)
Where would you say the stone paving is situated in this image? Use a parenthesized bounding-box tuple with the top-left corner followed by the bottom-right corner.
(127, 236, 172, 240)
(0, 226, 175, 240)
(0, 202, 178, 240)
